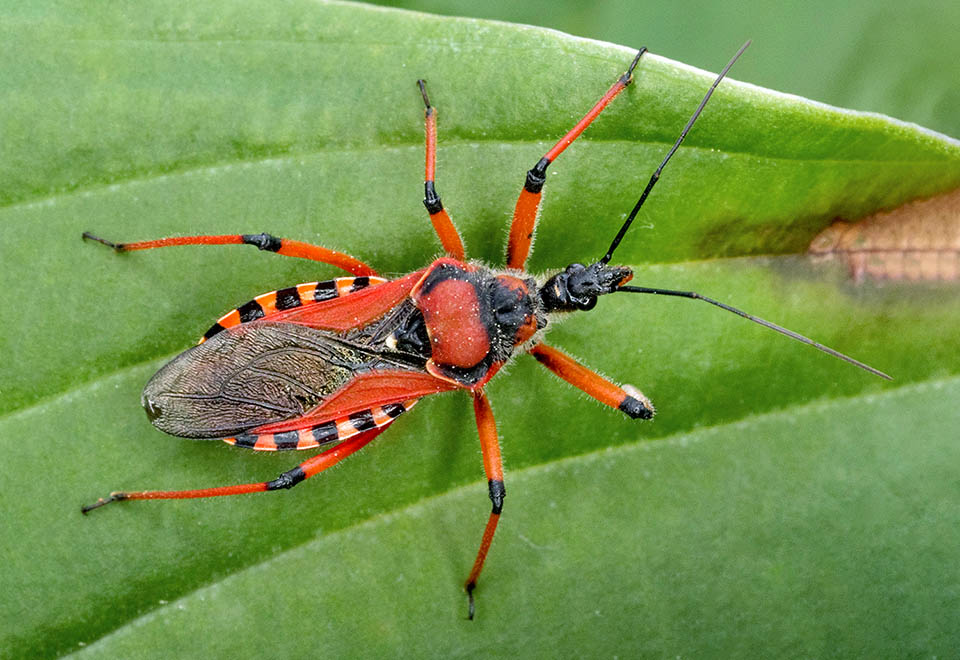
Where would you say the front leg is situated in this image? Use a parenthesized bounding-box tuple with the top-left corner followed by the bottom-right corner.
(528, 342, 654, 419)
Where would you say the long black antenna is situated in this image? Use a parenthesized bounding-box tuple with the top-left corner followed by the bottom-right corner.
(618, 285, 892, 380)
(601, 40, 751, 265)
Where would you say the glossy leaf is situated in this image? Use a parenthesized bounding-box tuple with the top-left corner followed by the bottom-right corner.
(1, 2, 958, 658)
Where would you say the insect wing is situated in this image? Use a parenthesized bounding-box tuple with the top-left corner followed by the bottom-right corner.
(251, 368, 457, 435)
(268, 269, 426, 332)
(142, 321, 426, 439)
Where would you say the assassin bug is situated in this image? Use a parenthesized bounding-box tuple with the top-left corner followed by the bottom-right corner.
(82, 41, 889, 619)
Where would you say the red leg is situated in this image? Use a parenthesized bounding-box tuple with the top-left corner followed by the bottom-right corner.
(417, 80, 466, 260)
(82, 231, 377, 277)
(529, 342, 654, 419)
(464, 388, 505, 620)
(81, 425, 387, 514)
(506, 49, 646, 270)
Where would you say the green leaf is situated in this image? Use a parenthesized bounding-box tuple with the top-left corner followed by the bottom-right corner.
(369, 0, 960, 140)
(1, 2, 958, 658)
(67, 377, 960, 658)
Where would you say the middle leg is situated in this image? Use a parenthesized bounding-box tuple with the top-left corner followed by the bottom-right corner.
(418, 80, 466, 260)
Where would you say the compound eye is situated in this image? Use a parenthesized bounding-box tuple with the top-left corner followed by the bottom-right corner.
(565, 263, 586, 274)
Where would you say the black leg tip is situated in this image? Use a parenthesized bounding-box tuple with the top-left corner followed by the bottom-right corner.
(417, 79, 431, 110)
(621, 47, 648, 84)
(465, 582, 476, 620)
(619, 392, 655, 420)
(82, 232, 124, 251)
(81, 492, 126, 514)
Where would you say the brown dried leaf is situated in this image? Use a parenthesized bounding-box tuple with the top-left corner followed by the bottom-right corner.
(809, 188, 960, 282)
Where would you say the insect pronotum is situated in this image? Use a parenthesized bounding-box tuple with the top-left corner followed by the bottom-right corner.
(82, 41, 889, 619)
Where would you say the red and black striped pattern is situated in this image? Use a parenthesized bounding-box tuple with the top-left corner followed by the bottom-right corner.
(199, 275, 388, 343)
(222, 399, 417, 451)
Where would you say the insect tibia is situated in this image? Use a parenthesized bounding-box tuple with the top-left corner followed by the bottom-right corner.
(539, 262, 633, 313)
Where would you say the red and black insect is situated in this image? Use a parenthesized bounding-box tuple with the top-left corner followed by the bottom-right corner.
(82, 43, 888, 619)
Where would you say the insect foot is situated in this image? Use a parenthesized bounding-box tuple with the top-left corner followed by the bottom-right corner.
(81, 492, 128, 515)
(620, 384, 655, 419)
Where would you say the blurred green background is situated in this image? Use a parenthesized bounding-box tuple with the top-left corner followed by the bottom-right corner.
(370, 0, 960, 138)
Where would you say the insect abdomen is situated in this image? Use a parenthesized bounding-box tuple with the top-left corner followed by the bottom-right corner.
(200, 276, 387, 343)
(223, 400, 417, 451)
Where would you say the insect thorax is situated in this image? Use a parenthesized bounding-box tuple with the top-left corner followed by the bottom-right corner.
(411, 258, 546, 387)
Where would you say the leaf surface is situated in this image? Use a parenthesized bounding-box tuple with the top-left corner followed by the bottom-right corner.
(1, 2, 958, 658)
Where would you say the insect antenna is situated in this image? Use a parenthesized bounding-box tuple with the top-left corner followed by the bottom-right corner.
(601, 40, 751, 265)
(618, 285, 892, 380)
